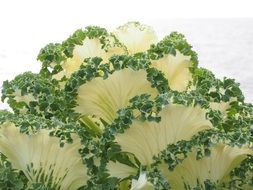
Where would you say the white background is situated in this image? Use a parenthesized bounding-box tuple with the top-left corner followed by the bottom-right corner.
(0, 0, 253, 109)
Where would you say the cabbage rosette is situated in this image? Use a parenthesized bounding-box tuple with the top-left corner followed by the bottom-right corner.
(0, 22, 253, 190)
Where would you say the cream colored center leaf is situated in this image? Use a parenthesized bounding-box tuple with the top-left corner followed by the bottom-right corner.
(130, 173, 154, 190)
(113, 22, 158, 54)
(115, 104, 212, 165)
(106, 161, 137, 180)
(0, 122, 88, 190)
(151, 51, 192, 92)
(161, 144, 253, 189)
(54, 37, 125, 80)
(75, 68, 158, 123)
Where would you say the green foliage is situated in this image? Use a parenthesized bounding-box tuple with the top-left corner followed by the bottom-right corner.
(0, 154, 27, 190)
(148, 32, 198, 67)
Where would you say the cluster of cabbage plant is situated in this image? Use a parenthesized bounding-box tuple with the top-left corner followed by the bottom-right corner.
(0, 22, 253, 190)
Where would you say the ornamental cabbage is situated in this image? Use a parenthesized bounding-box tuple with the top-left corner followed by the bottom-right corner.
(0, 22, 253, 190)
